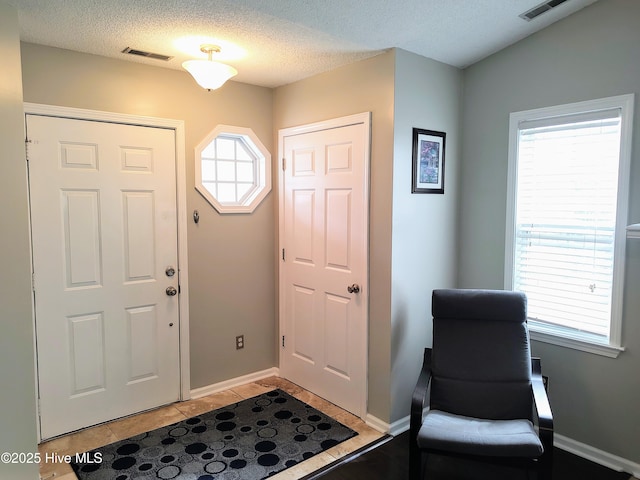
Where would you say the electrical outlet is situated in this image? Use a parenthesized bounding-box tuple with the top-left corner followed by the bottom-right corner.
(236, 335, 244, 350)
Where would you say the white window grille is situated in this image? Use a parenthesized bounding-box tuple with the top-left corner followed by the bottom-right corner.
(195, 125, 271, 214)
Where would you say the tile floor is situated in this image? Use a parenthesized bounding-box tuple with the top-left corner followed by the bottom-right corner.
(38, 376, 384, 480)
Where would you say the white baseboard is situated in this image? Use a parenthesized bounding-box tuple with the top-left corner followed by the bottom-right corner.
(389, 416, 410, 436)
(383, 411, 432, 437)
(555, 433, 640, 477)
(364, 413, 390, 434)
(365, 413, 411, 436)
(189, 367, 280, 399)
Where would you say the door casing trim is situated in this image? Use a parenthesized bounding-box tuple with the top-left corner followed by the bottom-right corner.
(277, 112, 371, 418)
(24, 103, 190, 442)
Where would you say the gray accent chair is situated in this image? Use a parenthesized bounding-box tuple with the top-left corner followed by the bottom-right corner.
(410, 289, 553, 479)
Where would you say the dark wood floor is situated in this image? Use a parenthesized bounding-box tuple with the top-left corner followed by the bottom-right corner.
(309, 432, 632, 480)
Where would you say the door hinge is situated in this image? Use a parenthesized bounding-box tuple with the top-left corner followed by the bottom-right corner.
(282, 335, 285, 348)
(282, 248, 285, 261)
(32, 272, 36, 292)
(25, 138, 32, 162)
(282, 158, 286, 171)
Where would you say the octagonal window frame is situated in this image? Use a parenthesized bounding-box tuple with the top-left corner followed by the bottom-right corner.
(195, 125, 271, 214)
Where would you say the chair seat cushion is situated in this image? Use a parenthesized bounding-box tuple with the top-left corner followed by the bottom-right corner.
(417, 410, 544, 457)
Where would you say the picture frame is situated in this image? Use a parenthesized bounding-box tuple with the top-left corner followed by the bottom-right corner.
(412, 128, 446, 194)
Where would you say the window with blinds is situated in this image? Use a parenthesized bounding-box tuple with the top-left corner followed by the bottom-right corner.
(506, 95, 634, 355)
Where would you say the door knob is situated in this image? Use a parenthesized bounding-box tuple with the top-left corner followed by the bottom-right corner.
(347, 284, 360, 294)
(166, 286, 178, 296)
(165, 266, 176, 277)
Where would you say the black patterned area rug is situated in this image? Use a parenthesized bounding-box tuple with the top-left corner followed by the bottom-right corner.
(71, 389, 358, 480)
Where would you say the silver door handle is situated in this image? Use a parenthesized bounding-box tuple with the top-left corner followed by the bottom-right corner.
(166, 286, 178, 296)
(347, 284, 360, 294)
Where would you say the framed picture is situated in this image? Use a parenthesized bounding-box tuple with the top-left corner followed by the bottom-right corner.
(412, 128, 446, 194)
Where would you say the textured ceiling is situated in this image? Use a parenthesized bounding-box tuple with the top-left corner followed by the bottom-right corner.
(8, 0, 599, 88)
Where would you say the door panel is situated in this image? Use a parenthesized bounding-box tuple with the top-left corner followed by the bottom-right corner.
(63, 189, 102, 287)
(126, 305, 159, 383)
(68, 313, 106, 396)
(324, 293, 350, 377)
(28, 114, 180, 439)
(292, 286, 316, 363)
(325, 189, 352, 269)
(292, 189, 316, 263)
(123, 191, 156, 281)
(280, 115, 369, 417)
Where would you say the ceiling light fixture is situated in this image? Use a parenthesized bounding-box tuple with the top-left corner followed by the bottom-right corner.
(182, 44, 238, 91)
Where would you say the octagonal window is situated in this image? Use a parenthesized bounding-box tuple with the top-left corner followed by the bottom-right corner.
(195, 125, 271, 214)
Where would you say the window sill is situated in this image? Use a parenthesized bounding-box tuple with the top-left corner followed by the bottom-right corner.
(529, 328, 624, 358)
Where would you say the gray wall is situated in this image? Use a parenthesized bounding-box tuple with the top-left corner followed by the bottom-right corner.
(459, 0, 640, 463)
(0, 3, 39, 479)
(390, 49, 461, 423)
(20, 44, 276, 390)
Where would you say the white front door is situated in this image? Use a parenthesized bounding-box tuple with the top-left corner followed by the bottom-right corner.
(279, 113, 370, 418)
(28, 114, 181, 440)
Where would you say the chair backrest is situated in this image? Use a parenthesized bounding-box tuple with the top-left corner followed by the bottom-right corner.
(430, 289, 533, 421)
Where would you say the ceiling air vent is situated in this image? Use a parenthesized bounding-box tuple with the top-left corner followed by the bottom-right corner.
(122, 47, 173, 61)
(520, 0, 569, 21)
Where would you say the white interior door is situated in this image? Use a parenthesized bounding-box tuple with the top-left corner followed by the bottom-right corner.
(28, 114, 181, 440)
(279, 113, 370, 418)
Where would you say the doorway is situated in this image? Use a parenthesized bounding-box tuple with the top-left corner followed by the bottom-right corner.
(278, 113, 370, 418)
(26, 104, 190, 440)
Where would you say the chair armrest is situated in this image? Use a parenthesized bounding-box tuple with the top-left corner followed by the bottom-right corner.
(531, 357, 553, 450)
(411, 348, 432, 436)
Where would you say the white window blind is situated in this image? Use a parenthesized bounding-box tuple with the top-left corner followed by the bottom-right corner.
(514, 111, 622, 340)
(506, 95, 634, 356)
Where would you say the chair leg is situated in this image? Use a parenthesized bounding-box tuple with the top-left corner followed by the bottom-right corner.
(409, 442, 423, 480)
(540, 460, 553, 480)
(538, 450, 553, 480)
(412, 452, 427, 480)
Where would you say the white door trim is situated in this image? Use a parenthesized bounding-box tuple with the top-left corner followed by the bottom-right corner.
(277, 112, 371, 418)
(24, 103, 191, 440)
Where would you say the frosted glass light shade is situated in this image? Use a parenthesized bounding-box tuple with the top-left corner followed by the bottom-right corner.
(182, 59, 238, 90)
